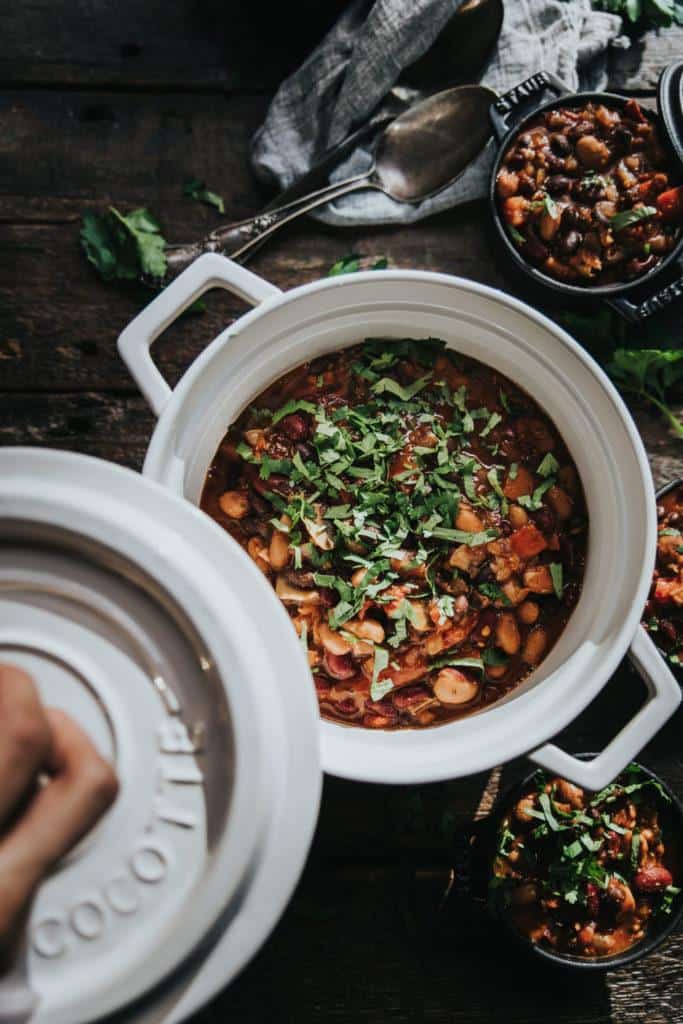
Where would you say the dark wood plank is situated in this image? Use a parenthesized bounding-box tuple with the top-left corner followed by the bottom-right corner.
(609, 26, 683, 92)
(1, 0, 680, 95)
(0, 0, 347, 90)
(189, 862, 615, 1024)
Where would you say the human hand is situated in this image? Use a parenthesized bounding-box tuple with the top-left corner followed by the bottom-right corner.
(0, 664, 118, 970)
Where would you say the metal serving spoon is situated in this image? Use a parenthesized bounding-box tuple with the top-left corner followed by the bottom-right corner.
(166, 83, 497, 272)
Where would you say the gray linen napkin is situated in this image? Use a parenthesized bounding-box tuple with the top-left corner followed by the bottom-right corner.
(251, 0, 626, 226)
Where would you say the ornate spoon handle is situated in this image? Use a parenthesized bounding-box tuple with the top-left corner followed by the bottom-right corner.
(165, 171, 374, 275)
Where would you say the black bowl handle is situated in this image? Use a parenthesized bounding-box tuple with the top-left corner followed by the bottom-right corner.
(607, 268, 683, 323)
(489, 70, 571, 143)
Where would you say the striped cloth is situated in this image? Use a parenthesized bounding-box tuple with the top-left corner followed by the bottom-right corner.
(251, 0, 626, 225)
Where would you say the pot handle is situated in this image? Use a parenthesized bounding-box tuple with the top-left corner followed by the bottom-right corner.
(529, 627, 681, 790)
(117, 254, 282, 416)
(607, 270, 683, 323)
(489, 70, 570, 143)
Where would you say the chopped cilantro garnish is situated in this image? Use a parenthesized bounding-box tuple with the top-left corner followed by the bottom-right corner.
(537, 453, 559, 477)
(549, 563, 564, 600)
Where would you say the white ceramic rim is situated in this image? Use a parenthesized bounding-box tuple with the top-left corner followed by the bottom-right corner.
(119, 258, 681, 790)
(0, 448, 321, 1022)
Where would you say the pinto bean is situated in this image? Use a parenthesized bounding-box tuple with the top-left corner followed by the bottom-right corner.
(517, 600, 540, 625)
(455, 505, 485, 533)
(522, 627, 548, 665)
(496, 612, 521, 655)
(515, 796, 536, 823)
(269, 529, 291, 570)
(433, 669, 479, 707)
(319, 622, 351, 656)
(218, 490, 250, 519)
(345, 618, 385, 644)
(508, 504, 529, 529)
(546, 485, 573, 521)
(576, 135, 610, 169)
(554, 778, 584, 808)
(247, 537, 270, 574)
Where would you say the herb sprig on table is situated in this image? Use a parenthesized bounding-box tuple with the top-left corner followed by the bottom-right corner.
(592, 0, 683, 28)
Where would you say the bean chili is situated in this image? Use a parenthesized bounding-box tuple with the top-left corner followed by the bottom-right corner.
(643, 483, 683, 669)
(496, 98, 682, 286)
(490, 765, 680, 958)
(201, 339, 588, 730)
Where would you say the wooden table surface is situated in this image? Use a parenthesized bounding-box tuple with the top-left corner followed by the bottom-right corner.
(1, 4, 682, 1022)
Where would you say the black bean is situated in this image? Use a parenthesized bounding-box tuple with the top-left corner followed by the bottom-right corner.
(546, 175, 572, 196)
(573, 180, 604, 204)
(613, 126, 633, 153)
(550, 133, 571, 156)
(557, 230, 581, 255)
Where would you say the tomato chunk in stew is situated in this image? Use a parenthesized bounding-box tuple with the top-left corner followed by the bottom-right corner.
(201, 339, 588, 730)
(491, 765, 681, 958)
(496, 99, 681, 287)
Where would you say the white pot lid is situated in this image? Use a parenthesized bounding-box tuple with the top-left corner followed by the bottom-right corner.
(0, 448, 321, 1024)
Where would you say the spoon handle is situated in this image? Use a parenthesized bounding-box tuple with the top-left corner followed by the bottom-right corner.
(165, 172, 374, 274)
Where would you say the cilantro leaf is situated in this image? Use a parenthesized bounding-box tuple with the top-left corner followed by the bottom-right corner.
(183, 178, 225, 214)
(537, 453, 559, 477)
(610, 205, 657, 233)
(81, 207, 167, 281)
(372, 374, 433, 402)
(549, 562, 564, 600)
(606, 349, 683, 438)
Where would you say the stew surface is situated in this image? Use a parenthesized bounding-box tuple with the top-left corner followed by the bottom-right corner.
(201, 338, 588, 730)
(643, 484, 683, 670)
(496, 98, 682, 287)
(490, 765, 681, 958)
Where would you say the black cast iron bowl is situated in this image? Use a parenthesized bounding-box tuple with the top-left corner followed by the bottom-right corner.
(488, 68, 683, 324)
(456, 756, 683, 971)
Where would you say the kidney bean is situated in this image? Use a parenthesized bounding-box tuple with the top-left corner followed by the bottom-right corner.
(632, 866, 673, 893)
(279, 412, 310, 440)
(586, 883, 601, 919)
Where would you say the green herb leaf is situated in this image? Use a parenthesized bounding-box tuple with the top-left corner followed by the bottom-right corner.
(518, 478, 555, 510)
(539, 792, 563, 832)
(606, 349, 683, 438)
(549, 562, 564, 600)
(183, 178, 225, 214)
(509, 226, 525, 245)
(271, 398, 317, 424)
(610, 205, 657, 233)
(81, 207, 167, 281)
(537, 453, 560, 478)
(372, 374, 433, 402)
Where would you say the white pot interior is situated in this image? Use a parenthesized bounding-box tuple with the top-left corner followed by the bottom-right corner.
(144, 272, 655, 783)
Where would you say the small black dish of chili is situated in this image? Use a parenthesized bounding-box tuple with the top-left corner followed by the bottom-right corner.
(489, 61, 683, 323)
(487, 762, 682, 969)
(642, 478, 683, 681)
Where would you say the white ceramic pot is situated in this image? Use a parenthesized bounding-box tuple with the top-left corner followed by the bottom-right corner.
(119, 254, 681, 790)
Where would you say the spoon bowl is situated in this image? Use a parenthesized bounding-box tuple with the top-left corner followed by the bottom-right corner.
(374, 84, 498, 201)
